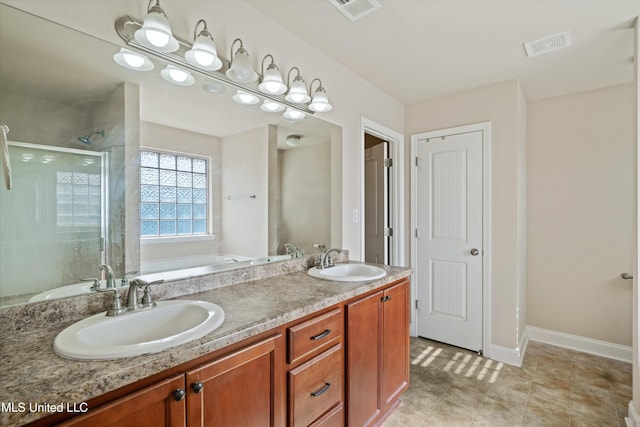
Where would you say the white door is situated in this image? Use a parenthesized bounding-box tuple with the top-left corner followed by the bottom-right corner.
(364, 142, 388, 264)
(415, 130, 483, 352)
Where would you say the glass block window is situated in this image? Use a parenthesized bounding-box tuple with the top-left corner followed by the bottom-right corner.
(140, 150, 208, 237)
(56, 171, 102, 227)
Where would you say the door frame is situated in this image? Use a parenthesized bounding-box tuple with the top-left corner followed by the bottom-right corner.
(360, 117, 405, 268)
(410, 121, 492, 356)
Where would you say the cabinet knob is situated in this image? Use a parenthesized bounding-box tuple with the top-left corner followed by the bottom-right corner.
(192, 381, 204, 394)
(173, 389, 186, 401)
(381, 295, 392, 302)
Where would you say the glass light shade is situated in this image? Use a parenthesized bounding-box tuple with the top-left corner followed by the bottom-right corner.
(134, 5, 179, 52)
(185, 32, 222, 71)
(260, 100, 285, 112)
(160, 65, 195, 86)
(225, 48, 258, 82)
(113, 48, 154, 71)
(308, 88, 333, 112)
(286, 135, 301, 147)
(283, 108, 306, 120)
(258, 65, 287, 95)
(232, 90, 259, 105)
(202, 80, 226, 94)
(285, 77, 310, 104)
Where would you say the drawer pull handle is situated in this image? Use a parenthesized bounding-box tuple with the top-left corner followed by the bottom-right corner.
(310, 329, 331, 341)
(310, 382, 332, 397)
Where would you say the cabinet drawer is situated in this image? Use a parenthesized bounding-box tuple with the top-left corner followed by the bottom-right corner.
(289, 344, 343, 427)
(288, 308, 342, 364)
(309, 402, 344, 427)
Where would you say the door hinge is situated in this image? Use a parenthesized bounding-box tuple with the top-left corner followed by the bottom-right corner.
(415, 299, 419, 309)
(415, 228, 419, 238)
(415, 156, 419, 167)
(384, 158, 392, 168)
(384, 227, 393, 237)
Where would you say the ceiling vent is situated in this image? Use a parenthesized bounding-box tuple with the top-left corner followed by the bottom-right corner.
(523, 30, 571, 57)
(328, 0, 381, 22)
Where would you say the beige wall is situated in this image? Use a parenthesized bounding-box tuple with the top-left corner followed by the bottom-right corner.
(280, 142, 332, 254)
(406, 79, 527, 350)
(221, 127, 270, 258)
(527, 83, 634, 346)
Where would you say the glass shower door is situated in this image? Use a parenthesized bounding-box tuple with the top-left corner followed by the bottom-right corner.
(0, 142, 107, 302)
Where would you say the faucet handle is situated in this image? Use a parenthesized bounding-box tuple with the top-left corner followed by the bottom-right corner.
(138, 279, 164, 308)
(96, 287, 126, 316)
(80, 277, 101, 291)
(121, 270, 140, 287)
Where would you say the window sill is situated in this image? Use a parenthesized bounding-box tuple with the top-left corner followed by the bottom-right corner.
(140, 234, 216, 245)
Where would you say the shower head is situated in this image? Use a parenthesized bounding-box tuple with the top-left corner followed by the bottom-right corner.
(77, 130, 105, 145)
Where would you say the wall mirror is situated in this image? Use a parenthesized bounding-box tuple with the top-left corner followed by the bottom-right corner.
(0, 3, 343, 307)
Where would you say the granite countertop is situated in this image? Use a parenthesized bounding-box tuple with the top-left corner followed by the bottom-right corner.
(0, 263, 411, 426)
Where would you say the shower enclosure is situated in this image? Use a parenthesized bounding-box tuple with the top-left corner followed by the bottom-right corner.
(0, 142, 107, 301)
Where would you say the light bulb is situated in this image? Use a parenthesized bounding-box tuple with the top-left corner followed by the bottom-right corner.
(283, 108, 305, 120)
(122, 51, 145, 68)
(193, 50, 214, 67)
(169, 67, 188, 82)
(146, 28, 170, 47)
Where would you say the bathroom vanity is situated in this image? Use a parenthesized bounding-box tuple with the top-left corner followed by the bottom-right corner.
(0, 261, 411, 427)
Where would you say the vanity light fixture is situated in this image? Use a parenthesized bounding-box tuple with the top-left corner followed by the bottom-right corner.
(115, 15, 332, 117)
(258, 55, 287, 95)
(160, 65, 195, 86)
(260, 100, 285, 113)
(283, 108, 306, 121)
(285, 67, 311, 104)
(134, 0, 179, 52)
(231, 90, 260, 105)
(308, 78, 333, 112)
(184, 19, 222, 71)
(113, 48, 154, 71)
(226, 38, 258, 83)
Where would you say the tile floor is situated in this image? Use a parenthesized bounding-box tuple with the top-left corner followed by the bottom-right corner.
(383, 337, 632, 427)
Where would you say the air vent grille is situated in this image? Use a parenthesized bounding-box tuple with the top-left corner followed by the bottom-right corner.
(328, 0, 382, 22)
(523, 30, 572, 57)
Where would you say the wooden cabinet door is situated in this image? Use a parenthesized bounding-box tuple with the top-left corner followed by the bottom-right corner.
(186, 335, 284, 427)
(58, 375, 186, 427)
(381, 280, 410, 410)
(345, 290, 382, 427)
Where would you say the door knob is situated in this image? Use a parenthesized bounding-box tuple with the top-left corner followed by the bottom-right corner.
(621, 273, 633, 280)
(470, 248, 479, 256)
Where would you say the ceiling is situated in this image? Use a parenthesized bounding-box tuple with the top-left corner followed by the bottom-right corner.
(246, 0, 638, 104)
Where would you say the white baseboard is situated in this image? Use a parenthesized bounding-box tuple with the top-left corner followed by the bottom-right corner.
(627, 401, 639, 427)
(489, 325, 529, 367)
(527, 326, 632, 363)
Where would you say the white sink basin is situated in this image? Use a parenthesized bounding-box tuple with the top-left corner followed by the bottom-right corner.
(308, 264, 387, 282)
(28, 280, 104, 302)
(54, 300, 225, 360)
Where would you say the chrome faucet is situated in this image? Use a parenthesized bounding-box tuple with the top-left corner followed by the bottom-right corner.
(121, 270, 139, 287)
(284, 243, 303, 258)
(98, 264, 116, 288)
(319, 248, 342, 269)
(97, 278, 164, 316)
